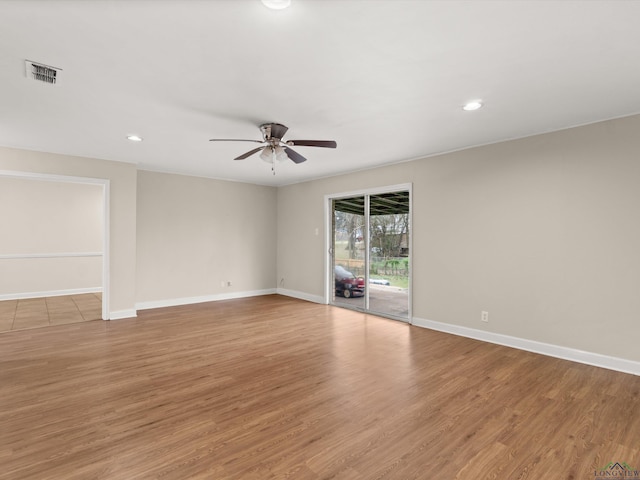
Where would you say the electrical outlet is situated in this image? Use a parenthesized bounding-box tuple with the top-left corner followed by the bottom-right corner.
(227, 281, 232, 287)
(220, 281, 225, 288)
(481, 311, 489, 323)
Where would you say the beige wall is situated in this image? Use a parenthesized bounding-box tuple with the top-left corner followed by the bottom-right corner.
(0, 147, 137, 315)
(0, 177, 103, 296)
(2, 115, 639, 364)
(135, 171, 277, 304)
(277, 115, 640, 362)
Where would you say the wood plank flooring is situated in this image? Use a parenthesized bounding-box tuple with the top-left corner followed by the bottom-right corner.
(0, 294, 639, 479)
(0, 293, 102, 332)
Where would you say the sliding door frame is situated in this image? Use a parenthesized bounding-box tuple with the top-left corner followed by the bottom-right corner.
(324, 183, 412, 322)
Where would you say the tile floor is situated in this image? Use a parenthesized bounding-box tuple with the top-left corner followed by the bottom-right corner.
(0, 293, 102, 333)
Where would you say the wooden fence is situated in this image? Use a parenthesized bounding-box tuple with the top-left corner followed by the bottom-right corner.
(335, 258, 408, 277)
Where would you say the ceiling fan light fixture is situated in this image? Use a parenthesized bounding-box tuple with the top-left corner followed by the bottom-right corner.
(274, 145, 288, 162)
(260, 146, 273, 163)
(261, 0, 291, 10)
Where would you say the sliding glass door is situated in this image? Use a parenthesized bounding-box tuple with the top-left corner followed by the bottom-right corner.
(329, 187, 410, 321)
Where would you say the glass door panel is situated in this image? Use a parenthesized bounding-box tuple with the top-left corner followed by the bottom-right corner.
(332, 197, 366, 311)
(367, 193, 410, 320)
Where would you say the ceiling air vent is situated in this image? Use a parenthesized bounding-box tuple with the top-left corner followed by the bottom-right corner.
(25, 60, 62, 85)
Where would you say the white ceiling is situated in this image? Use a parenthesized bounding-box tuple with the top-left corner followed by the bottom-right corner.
(1, 0, 640, 187)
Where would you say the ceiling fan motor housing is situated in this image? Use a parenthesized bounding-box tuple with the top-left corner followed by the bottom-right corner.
(261, 123, 289, 142)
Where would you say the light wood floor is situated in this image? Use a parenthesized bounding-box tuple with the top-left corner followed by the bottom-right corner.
(1, 295, 638, 479)
(0, 293, 102, 332)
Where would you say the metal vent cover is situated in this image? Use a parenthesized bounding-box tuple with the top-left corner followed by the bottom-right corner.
(25, 60, 62, 85)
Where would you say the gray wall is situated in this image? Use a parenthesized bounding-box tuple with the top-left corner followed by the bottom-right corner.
(135, 170, 277, 304)
(277, 115, 640, 362)
(0, 149, 278, 316)
(2, 114, 639, 364)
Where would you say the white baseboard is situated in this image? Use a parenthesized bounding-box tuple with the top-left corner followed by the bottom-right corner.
(0, 287, 102, 301)
(276, 288, 325, 304)
(135, 289, 277, 311)
(411, 317, 640, 377)
(109, 309, 137, 320)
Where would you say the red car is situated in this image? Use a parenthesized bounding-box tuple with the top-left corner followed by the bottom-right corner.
(334, 266, 365, 298)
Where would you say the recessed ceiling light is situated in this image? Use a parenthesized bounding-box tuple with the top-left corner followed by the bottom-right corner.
(463, 101, 483, 111)
(261, 0, 291, 10)
(127, 135, 143, 142)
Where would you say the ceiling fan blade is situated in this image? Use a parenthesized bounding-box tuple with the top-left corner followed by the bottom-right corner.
(209, 139, 263, 143)
(287, 140, 337, 148)
(234, 146, 264, 160)
(284, 146, 307, 164)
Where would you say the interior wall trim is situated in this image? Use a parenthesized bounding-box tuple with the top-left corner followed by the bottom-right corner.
(135, 289, 278, 311)
(276, 288, 325, 305)
(109, 309, 138, 320)
(411, 316, 640, 377)
(0, 287, 102, 302)
(0, 252, 103, 259)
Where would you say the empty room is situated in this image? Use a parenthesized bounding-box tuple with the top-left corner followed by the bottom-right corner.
(1, 1, 639, 479)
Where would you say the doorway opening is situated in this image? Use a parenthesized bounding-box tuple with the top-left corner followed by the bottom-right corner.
(326, 185, 411, 322)
(0, 171, 110, 327)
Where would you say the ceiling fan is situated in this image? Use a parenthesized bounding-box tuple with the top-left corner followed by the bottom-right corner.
(209, 123, 337, 165)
